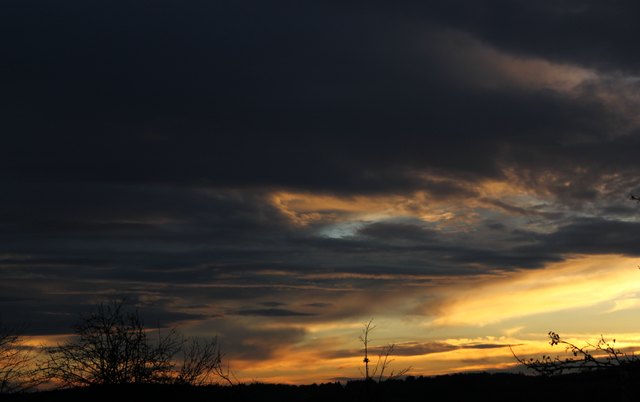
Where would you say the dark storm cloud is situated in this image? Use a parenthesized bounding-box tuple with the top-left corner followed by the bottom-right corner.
(0, 183, 292, 262)
(414, 0, 640, 73)
(0, 181, 307, 332)
(2, 0, 637, 198)
(3, 0, 640, 342)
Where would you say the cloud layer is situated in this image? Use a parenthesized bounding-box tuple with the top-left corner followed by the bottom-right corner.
(2, 0, 640, 382)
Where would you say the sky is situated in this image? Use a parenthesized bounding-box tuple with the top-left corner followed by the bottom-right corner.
(3, 0, 640, 384)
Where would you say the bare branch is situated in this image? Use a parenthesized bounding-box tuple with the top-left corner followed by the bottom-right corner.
(0, 325, 44, 393)
(513, 331, 640, 376)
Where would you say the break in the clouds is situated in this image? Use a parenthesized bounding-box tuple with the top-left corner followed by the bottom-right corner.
(3, 0, 640, 383)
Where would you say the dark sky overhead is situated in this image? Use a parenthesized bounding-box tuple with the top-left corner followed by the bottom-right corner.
(3, 0, 640, 382)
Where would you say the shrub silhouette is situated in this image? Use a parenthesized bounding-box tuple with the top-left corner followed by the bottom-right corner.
(44, 300, 232, 387)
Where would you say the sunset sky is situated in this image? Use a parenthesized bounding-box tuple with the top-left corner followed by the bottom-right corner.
(4, 0, 640, 384)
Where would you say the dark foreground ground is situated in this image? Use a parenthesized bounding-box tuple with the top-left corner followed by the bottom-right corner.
(5, 369, 640, 402)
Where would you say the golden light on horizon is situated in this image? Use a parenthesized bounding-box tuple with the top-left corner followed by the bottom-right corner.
(430, 254, 640, 327)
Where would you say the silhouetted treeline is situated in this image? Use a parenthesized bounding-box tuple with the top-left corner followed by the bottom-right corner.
(5, 367, 640, 402)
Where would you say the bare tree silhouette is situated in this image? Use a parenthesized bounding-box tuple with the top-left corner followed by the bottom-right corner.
(358, 319, 411, 382)
(44, 301, 234, 387)
(359, 319, 374, 381)
(176, 336, 237, 386)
